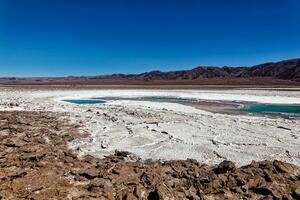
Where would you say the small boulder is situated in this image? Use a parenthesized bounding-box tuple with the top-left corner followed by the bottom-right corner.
(292, 188, 300, 199)
(273, 160, 294, 173)
(214, 160, 236, 174)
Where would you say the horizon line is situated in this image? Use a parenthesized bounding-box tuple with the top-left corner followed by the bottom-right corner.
(0, 57, 299, 79)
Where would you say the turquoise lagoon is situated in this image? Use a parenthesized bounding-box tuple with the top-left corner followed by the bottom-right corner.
(63, 99, 106, 104)
(243, 104, 300, 115)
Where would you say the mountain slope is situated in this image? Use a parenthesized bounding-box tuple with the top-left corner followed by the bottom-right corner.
(0, 58, 300, 85)
(96, 58, 300, 81)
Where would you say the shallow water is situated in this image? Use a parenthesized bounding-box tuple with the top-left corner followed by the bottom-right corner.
(66, 96, 300, 115)
(142, 96, 191, 102)
(243, 104, 300, 114)
(63, 99, 106, 104)
(143, 97, 300, 115)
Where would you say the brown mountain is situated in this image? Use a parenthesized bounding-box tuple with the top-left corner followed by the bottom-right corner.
(1, 58, 300, 85)
(96, 58, 300, 81)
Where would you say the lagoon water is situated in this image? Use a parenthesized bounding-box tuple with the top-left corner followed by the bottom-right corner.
(243, 104, 300, 114)
(142, 96, 191, 102)
(141, 97, 300, 115)
(63, 97, 300, 115)
(144, 97, 300, 115)
(63, 99, 106, 104)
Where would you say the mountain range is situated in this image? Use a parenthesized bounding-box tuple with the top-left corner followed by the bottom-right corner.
(98, 58, 300, 81)
(1, 58, 300, 85)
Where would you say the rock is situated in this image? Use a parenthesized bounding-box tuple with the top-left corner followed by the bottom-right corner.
(210, 179, 222, 190)
(127, 193, 138, 200)
(148, 190, 160, 200)
(223, 190, 238, 200)
(3, 138, 26, 148)
(134, 185, 148, 199)
(263, 170, 273, 182)
(250, 160, 259, 168)
(114, 150, 129, 157)
(274, 160, 294, 173)
(292, 188, 300, 199)
(79, 168, 99, 180)
(90, 178, 111, 187)
(227, 175, 237, 188)
(247, 176, 264, 189)
(103, 187, 115, 200)
(252, 187, 273, 196)
(0, 129, 10, 137)
(214, 160, 236, 174)
(277, 126, 292, 131)
(101, 140, 109, 149)
(9, 103, 16, 107)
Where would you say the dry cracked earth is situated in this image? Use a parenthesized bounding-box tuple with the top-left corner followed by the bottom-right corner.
(0, 111, 300, 200)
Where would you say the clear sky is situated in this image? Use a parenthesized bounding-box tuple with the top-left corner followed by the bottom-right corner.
(0, 0, 300, 77)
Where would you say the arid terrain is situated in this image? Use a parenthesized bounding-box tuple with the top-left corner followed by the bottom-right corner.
(0, 86, 300, 199)
(0, 111, 300, 200)
(1, 0, 300, 198)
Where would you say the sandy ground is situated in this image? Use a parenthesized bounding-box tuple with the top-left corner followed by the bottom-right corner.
(0, 87, 300, 166)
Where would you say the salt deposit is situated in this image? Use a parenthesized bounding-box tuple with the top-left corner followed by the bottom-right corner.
(1, 87, 299, 165)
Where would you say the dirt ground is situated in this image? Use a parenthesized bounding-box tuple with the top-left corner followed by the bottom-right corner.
(0, 111, 299, 200)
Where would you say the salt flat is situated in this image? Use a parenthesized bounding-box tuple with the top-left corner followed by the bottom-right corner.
(0, 87, 299, 165)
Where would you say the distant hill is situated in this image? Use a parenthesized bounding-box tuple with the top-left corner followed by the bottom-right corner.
(96, 58, 300, 81)
(1, 58, 300, 85)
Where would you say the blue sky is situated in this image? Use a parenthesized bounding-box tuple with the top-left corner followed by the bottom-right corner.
(0, 0, 300, 77)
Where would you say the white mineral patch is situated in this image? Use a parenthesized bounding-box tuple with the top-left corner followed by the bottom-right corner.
(0, 87, 300, 166)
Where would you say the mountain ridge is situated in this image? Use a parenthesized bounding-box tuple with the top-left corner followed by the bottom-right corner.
(95, 58, 300, 81)
(1, 58, 300, 85)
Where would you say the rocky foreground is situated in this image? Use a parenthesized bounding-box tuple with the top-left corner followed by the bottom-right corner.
(0, 111, 300, 200)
